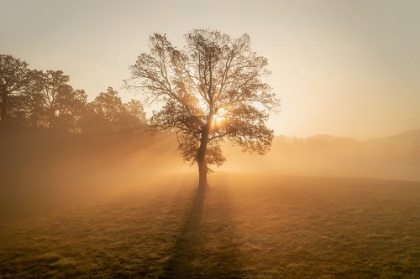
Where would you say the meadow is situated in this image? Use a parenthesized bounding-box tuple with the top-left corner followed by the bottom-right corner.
(1, 172, 420, 278)
(1, 132, 420, 278)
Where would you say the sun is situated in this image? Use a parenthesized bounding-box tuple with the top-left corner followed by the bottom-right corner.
(212, 108, 227, 127)
(195, 96, 228, 128)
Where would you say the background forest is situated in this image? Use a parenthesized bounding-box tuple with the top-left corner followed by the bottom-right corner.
(0, 55, 146, 135)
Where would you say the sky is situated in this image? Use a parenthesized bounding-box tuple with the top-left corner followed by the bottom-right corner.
(1, 0, 419, 140)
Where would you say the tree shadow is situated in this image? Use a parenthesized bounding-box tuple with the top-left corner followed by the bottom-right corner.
(160, 185, 243, 278)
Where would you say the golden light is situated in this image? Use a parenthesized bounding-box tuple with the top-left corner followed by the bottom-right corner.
(212, 108, 227, 127)
(196, 97, 209, 115)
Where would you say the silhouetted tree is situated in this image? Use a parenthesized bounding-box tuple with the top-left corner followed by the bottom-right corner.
(83, 87, 146, 135)
(54, 85, 87, 132)
(126, 29, 280, 188)
(0, 55, 30, 127)
(90, 87, 124, 130)
(2, 55, 144, 135)
(24, 69, 87, 131)
(23, 70, 46, 127)
(125, 99, 147, 123)
(37, 70, 70, 128)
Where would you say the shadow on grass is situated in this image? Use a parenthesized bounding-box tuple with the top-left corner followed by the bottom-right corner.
(161, 184, 243, 278)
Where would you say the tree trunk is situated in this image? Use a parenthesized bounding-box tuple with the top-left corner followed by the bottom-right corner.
(198, 159, 208, 189)
(197, 123, 210, 189)
(49, 108, 54, 129)
(0, 92, 7, 126)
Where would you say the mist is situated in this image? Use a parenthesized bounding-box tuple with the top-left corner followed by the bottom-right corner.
(2, 127, 419, 219)
(0, 129, 188, 218)
(1, 0, 420, 276)
(1, 127, 420, 277)
(222, 129, 420, 181)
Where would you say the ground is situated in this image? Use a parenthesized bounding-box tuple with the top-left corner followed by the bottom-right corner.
(1, 172, 420, 278)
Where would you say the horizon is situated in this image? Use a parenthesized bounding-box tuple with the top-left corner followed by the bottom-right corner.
(274, 126, 420, 141)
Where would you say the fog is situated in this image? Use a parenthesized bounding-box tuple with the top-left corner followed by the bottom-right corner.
(1, 128, 419, 219)
(1, 128, 420, 277)
(0, 130, 190, 219)
(222, 129, 420, 181)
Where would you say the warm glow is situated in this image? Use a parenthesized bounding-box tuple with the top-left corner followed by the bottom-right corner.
(212, 108, 227, 127)
(196, 97, 209, 115)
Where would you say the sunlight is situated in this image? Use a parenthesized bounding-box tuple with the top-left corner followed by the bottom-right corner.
(196, 96, 208, 110)
(212, 108, 227, 127)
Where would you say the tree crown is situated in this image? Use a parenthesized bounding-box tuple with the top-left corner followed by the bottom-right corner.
(126, 29, 280, 169)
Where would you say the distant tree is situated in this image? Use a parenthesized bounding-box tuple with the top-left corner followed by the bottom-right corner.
(0, 55, 30, 127)
(54, 85, 87, 132)
(125, 99, 147, 123)
(83, 87, 146, 135)
(23, 70, 49, 127)
(117, 99, 148, 134)
(126, 29, 280, 188)
(90, 87, 125, 129)
(24, 69, 87, 131)
(23, 70, 70, 128)
(4, 94, 28, 126)
(38, 70, 71, 128)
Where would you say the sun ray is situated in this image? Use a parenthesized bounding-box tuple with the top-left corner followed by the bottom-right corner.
(212, 108, 227, 127)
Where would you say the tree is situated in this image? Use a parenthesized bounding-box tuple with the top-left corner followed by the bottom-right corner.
(23, 70, 47, 127)
(24, 69, 87, 131)
(125, 99, 147, 124)
(0, 55, 30, 127)
(126, 29, 280, 188)
(54, 85, 87, 132)
(82, 87, 146, 135)
(37, 70, 71, 129)
(90, 87, 125, 131)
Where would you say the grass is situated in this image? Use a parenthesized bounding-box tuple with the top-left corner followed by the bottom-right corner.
(1, 173, 420, 278)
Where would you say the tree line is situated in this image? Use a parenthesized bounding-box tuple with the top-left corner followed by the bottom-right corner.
(0, 54, 146, 135)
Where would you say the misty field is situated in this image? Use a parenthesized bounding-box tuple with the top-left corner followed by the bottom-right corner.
(1, 171, 420, 279)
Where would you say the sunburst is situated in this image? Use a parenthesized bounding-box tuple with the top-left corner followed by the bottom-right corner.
(212, 108, 227, 127)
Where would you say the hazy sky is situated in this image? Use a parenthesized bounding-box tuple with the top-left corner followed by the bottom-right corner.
(1, 0, 419, 140)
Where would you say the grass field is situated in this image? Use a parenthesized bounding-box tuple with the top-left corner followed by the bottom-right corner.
(1, 172, 420, 278)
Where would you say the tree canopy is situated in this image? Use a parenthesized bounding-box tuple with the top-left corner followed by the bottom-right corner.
(83, 87, 147, 135)
(0, 55, 30, 126)
(0, 54, 146, 135)
(126, 29, 280, 187)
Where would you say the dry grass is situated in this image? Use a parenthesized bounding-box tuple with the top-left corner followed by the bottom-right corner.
(1, 173, 420, 278)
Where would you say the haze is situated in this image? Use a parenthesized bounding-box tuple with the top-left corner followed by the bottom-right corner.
(2, 1, 420, 278)
(1, 0, 419, 139)
(2, 128, 420, 277)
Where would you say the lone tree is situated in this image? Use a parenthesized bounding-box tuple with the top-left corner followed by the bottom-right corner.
(126, 29, 280, 188)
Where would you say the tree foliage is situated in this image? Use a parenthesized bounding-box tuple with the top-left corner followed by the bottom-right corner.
(126, 29, 279, 185)
(25, 70, 88, 131)
(0, 54, 146, 135)
(0, 55, 30, 126)
(84, 87, 147, 134)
